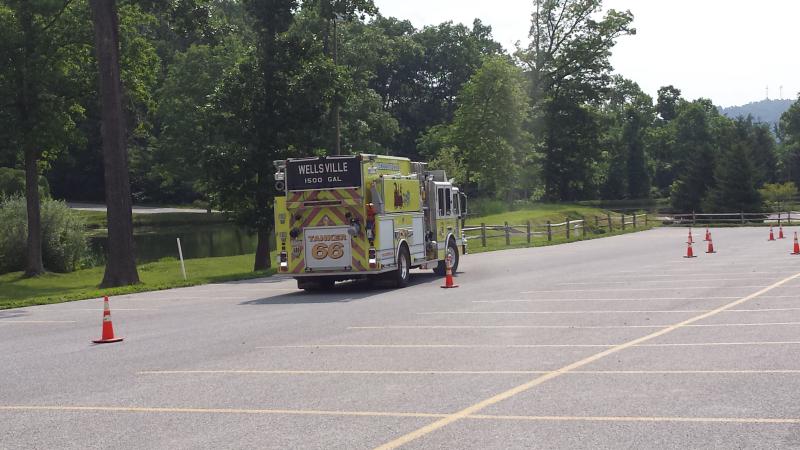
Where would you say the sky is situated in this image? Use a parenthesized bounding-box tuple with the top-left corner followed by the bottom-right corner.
(372, 0, 800, 107)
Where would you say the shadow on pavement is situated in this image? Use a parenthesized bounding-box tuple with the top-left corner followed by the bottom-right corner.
(239, 271, 445, 305)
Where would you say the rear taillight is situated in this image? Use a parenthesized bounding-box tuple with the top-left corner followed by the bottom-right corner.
(368, 248, 377, 268)
(279, 251, 288, 271)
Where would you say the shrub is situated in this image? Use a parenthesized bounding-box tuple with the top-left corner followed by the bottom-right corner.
(0, 196, 88, 274)
(0, 167, 50, 197)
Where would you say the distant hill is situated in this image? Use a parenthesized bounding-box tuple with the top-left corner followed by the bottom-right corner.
(719, 99, 793, 128)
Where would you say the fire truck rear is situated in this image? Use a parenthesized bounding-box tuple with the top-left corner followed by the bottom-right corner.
(273, 154, 466, 290)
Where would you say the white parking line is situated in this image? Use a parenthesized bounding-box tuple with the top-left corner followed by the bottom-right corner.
(419, 308, 800, 315)
(347, 322, 800, 330)
(521, 286, 769, 293)
(258, 341, 800, 349)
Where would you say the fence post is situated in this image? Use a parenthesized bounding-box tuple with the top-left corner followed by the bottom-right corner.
(481, 223, 486, 247)
(633, 213, 637, 229)
(505, 221, 510, 246)
(581, 218, 586, 237)
(790, 211, 793, 225)
(740, 211, 745, 225)
(547, 221, 552, 241)
(692, 210, 696, 225)
(778, 211, 782, 226)
(526, 220, 531, 245)
(645, 213, 649, 226)
(622, 213, 626, 230)
(566, 218, 571, 239)
(607, 213, 612, 231)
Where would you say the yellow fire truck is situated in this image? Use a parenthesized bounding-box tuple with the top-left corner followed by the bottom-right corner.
(273, 154, 467, 290)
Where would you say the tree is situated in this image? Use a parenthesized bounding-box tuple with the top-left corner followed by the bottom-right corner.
(89, 0, 140, 287)
(669, 101, 717, 212)
(656, 85, 682, 121)
(703, 142, 762, 213)
(518, 0, 635, 200)
(760, 182, 797, 212)
(420, 56, 530, 198)
(0, 0, 86, 276)
(206, 0, 336, 271)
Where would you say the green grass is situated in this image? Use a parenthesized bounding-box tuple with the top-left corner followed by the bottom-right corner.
(465, 203, 657, 254)
(0, 253, 275, 310)
(76, 210, 230, 230)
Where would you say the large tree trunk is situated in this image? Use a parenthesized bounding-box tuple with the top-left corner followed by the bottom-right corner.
(19, 5, 43, 277)
(24, 148, 44, 276)
(254, 227, 271, 271)
(90, 0, 140, 287)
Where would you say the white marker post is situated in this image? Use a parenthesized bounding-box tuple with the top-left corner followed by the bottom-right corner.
(176, 237, 187, 280)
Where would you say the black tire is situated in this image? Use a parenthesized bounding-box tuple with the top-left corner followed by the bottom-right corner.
(390, 246, 411, 288)
(433, 239, 459, 276)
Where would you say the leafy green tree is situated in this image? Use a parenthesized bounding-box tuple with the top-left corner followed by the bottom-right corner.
(703, 142, 762, 213)
(518, 0, 635, 200)
(0, 0, 87, 276)
(669, 101, 717, 211)
(445, 56, 530, 198)
(206, 0, 337, 271)
(778, 96, 800, 185)
(656, 85, 682, 121)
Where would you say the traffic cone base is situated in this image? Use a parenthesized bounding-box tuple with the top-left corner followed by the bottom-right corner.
(684, 242, 697, 258)
(92, 296, 123, 344)
(441, 256, 459, 288)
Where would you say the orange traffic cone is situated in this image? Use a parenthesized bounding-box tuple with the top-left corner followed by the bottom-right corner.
(440, 255, 459, 289)
(792, 232, 800, 255)
(779, 226, 785, 239)
(704, 227, 711, 242)
(92, 296, 123, 344)
(705, 237, 716, 254)
(768, 226, 775, 241)
(684, 241, 697, 258)
(687, 229, 694, 244)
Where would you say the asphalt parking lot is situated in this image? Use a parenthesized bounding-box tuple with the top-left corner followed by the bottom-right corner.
(2, 226, 800, 449)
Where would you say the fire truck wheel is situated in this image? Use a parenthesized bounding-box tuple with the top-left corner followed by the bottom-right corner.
(433, 239, 459, 276)
(390, 247, 411, 288)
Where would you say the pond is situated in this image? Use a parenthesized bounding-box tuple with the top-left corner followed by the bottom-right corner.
(89, 223, 267, 264)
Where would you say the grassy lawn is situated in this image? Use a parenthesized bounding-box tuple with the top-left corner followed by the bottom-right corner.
(0, 253, 275, 310)
(77, 210, 230, 230)
(465, 203, 657, 253)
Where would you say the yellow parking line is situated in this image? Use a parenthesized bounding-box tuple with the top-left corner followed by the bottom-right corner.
(0, 405, 445, 419)
(373, 270, 800, 450)
(468, 414, 800, 424)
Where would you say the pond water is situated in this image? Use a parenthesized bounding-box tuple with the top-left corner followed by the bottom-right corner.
(89, 223, 266, 264)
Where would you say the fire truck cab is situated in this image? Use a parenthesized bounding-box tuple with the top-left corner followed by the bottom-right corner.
(273, 154, 466, 290)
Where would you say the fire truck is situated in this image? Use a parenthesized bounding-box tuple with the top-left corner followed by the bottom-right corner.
(273, 154, 467, 290)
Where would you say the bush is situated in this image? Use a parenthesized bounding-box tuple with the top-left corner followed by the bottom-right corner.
(0, 196, 88, 274)
(0, 167, 50, 197)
